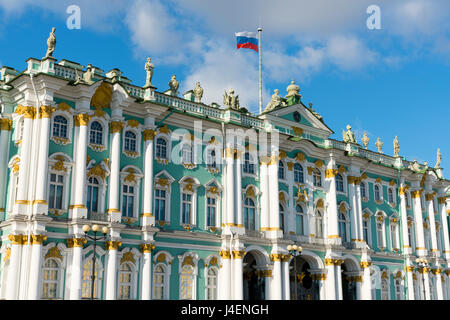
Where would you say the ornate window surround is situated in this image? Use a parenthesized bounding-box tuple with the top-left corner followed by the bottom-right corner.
(117, 248, 140, 300)
(153, 170, 175, 226)
(119, 166, 144, 221)
(81, 245, 106, 299)
(88, 115, 109, 152)
(122, 125, 142, 159)
(47, 153, 74, 216)
(51, 109, 73, 145)
(152, 251, 174, 300)
(85, 161, 110, 215)
(177, 252, 199, 300)
(179, 176, 200, 228)
(204, 179, 222, 230)
(40, 243, 67, 300)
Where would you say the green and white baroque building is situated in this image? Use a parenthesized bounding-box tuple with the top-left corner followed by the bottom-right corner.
(0, 55, 449, 301)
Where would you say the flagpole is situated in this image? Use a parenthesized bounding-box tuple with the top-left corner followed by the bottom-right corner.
(258, 27, 262, 114)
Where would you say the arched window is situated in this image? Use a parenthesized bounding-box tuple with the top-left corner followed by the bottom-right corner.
(182, 144, 193, 164)
(296, 204, 304, 235)
(122, 184, 135, 218)
(394, 278, 402, 300)
(388, 188, 394, 203)
(244, 198, 256, 230)
(52, 115, 68, 138)
(42, 259, 60, 299)
(243, 152, 255, 174)
(82, 258, 101, 299)
(294, 163, 304, 183)
(89, 121, 103, 145)
(278, 161, 285, 180)
(124, 131, 137, 152)
(374, 185, 381, 201)
(338, 212, 347, 242)
(390, 223, 399, 251)
(156, 137, 167, 159)
(206, 267, 218, 300)
(154, 188, 166, 221)
(118, 263, 133, 300)
(376, 217, 385, 249)
(313, 169, 322, 187)
(180, 265, 195, 300)
(87, 177, 100, 214)
(49, 173, 64, 210)
(279, 204, 285, 232)
(381, 277, 389, 300)
(153, 264, 167, 300)
(360, 182, 367, 198)
(316, 211, 323, 238)
(336, 174, 344, 192)
(363, 216, 370, 244)
(207, 149, 217, 169)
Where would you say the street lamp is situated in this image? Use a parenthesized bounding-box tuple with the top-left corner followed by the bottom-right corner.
(287, 244, 303, 300)
(83, 224, 108, 300)
(415, 257, 428, 300)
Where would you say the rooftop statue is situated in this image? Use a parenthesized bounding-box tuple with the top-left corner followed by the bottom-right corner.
(308, 102, 323, 120)
(144, 57, 154, 87)
(193, 82, 203, 103)
(84, 64, 94, 83)
(393, 136, 400, 157)
(264, 89, 285, 112)
(342, 125, 356, 144)
(435, 148, 442, 168)
(44, 27, 56, 59)
(376, 137, 383, 153)
(223, 88, 240, 110)
(361, 132, 370, 149)
(409, 159, 421, 172)
(285, 80, 301, 106)
(168, 75, 179, 95)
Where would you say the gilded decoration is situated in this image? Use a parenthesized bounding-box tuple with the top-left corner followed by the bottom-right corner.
(74, 113, 91, 127)
(316, 198, 324, 209)
(432, 268, 442, 275)
(338, 165, 346, 173)
(127, 119, 140, 128)
(3, 248, 11, 262)
(219, 250, 231, 259)
(12, 158, 20, 173)
(232, 251, 246, 259)
(31, 234, 48, 245)
(93, 107, 106, 118)
(15, 105, 36, 119)
(143, 129, 157, 141)
(245, 187, 255, 198)
(314, 160, 324, 168)
(295, 152, 305, 161)
(155, 177, 170, 188)
(292, 126, 303, 137)
(338, 202, 346, 213)
(209, 257, 218, 266)
(156, 253, 167, 263)
(270, 253, 282, 262)
(287, 162, 294, 171)
(57, 102, 72, 113)
(279, 192, 286, 203)
(158, 125, 170, 134)
(0, 118, 12, 131)
(8, 234, 27, 245)
(182, 256, 195, 267)
(207, 186, 220, 195)
(279, 150, 287, 159)
(437, 197, 446, 204)
(389, 179, 396, 186)
(307, 166, 314, 175)
(325, 169, 338, 178)
(360, 261, 372, 268)
(88, 164, 107, 181)
(105, 241, 122, 250)
(120, 251, 136, 264)
(67, 238, 87, 248)
(311, 273, 327, 281)
(281, 254, 292, 262)
(39, 105, 56, 118)
(425, 193, 435, 201)
(91, 82, 112, 109)
(110, 121, 125, 134)
(411, 190, 421, 198)
(51, 159, 67, 172)
(140, 243, 155, 253)
(45, 247, 63, 260)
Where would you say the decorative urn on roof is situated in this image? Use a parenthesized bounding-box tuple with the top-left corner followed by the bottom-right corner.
(285, 80, 301, 106)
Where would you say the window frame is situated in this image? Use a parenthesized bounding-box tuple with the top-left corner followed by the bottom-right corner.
(293, 163, 304, 184)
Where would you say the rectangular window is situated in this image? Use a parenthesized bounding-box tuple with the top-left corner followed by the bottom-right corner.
(206, 197, 216, 227)
(391, 224, 398, 250)
(182, 193, 192, 224)
(49, 173, 64, 210)
(363, 220, 369, 243)
(377, 223, 384, 248)
(155, 189, 166, 221)
(122, 185, 135, 217)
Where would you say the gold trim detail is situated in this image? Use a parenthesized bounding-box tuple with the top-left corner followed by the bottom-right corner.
(411, 190, 421, 198)
(325, 169, 338, 178)
(45, 247, 63, 260)
(120, 251, 136, 264)
(110, 121, 125, 134)
(270, 253, 282, 262)
(105, 240, 122, 250)
(91, 82, 112, 109)
(143, 129, 157, 141)
(39, 105, 56, 118)
(360, 261, 372, 269)
(219, 250, 231, 259)
(30, 234, 48, 245)
(0, 118, 12, 131)
(74, 113, 91, 126)
(140, 243, 155, 253)
(232, 250, 246, 259)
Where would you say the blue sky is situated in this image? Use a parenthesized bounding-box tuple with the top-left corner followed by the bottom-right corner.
(0, 0, 449, 173)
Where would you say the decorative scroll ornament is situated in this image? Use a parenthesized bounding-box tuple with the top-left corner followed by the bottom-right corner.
(143, 129, 156, 141)
(3, 248, 11, 262)
(156, 253, 167, 263)
(88, 164, 107, 181)
(39, 106, 56, 118)
(209, 257, 218, 266)
(182, 256, 195, 267)
(140, 243, 155, 253)
(74, 113, 91, 126)
(57, 102, 72, 113)
(120, 251, 136, 264)
(127, 119, 140, 128)
(159, 125, 170, 134)
(105, 241, 122, 251)
(91, 82, 112, 109)
(45, 246, 63, 260)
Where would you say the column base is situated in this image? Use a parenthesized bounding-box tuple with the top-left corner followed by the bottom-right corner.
(70, 206, 87, 219)
(416, 248, 428, 257)
(32, 201, 49, 215)
(141, 214, 156, 227)
(263, 229, 283, 239)
(13, 202, 29, 215)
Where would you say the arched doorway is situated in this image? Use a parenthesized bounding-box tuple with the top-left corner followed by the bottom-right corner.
(341, 262, 357, 300)
(243, 252, 265, 300)
(289, 256, 319, 300)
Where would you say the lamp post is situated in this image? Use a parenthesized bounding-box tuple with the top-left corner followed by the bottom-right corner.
(83, 224, 108, 300)
(415, 258, 428, 300)
(287, 244, 303, 300)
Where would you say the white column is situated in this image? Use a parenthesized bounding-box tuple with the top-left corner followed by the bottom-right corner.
(281, 256, 290, 300)
(355, 274, 362, 300)
(5, 235, 24, 300)
(268, 155, 280, 232)
(14, 109, 34, 213)
(235, 155, 243, 228)
(287, 163, 295, 235)
(355, 180, 364, 244)
(425, 192, 439, 256)
(270, 254, 282, 300)
(140, 243, 154, 300)
(107, 121, 123, 222)
(259, 162, 269, 231)
(348, 181, 359, 243)
(0, 119, 12, 211)
(264, 272, 271, 300)
(72, 114, 90, 218)
(27, 235, 46, 299)
(412, 190, 427, 257)
(232, 250, 244, 300)
(69, 238, 85, 300)
(360, 261, 373, 300)
(437, 196, 450, 260)
(219, 249, 231, 299)
(225, 148, 235, 226)
(335, 261, 343, 300)
(325, 159, 339, 244)
(400, 186, 411, 254)
(325, 259, 336, 300)
(34, 107, 53, 212)
(406, 266, 415, 300)
(434, 270, 444, 300)
(105, 241, 120, 300)
(142, 128, 155, 226)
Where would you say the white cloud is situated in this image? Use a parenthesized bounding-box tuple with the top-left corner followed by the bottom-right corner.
(326, 35, 377, 70)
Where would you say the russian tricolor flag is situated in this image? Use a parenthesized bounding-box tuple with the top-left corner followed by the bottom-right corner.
(235, 31, 258, 52)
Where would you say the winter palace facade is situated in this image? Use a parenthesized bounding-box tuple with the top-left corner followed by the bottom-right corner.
(0, 54, 449, 301)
